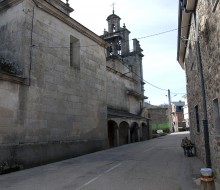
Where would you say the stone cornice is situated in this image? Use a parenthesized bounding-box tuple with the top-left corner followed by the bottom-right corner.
(126, 89, 148, 100)
(106, 66, 137, 83)
(33, 0, 108, 48)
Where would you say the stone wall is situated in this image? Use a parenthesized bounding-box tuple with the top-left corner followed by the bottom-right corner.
(0, 0, 108, 169)
(106, 57, 143, 115)
(147, 107, 169, 130)
(184, 0, 220, 178)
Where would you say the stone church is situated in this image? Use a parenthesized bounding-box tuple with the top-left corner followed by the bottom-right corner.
(102, 10, 150, 147)
(0, 0, 150, 171)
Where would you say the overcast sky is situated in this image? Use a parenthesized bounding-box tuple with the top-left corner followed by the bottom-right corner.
(68, 0, 186, 105)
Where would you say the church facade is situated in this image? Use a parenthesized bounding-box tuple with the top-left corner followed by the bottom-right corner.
(0, 0, 149, 171)
(101, 11, 150, 146)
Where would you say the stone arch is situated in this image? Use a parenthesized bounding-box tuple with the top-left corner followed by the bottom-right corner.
(119, 121, 129, 146)
(108, 120, 118, 147)
(142, 122, 150, 140)
(130, 122, 140, 143)
(112, 24, 116, 32)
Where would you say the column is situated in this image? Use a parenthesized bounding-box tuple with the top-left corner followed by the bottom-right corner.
(116, 127, 119, 146)
(127, 127, 131, 143)
(137, 128, 140, 142)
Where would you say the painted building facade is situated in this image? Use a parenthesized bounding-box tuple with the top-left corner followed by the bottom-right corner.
(177, 0, 220, 178)
(0, 0, 149, 171)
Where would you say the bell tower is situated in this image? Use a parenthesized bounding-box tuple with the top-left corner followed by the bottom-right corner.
(101, 8, 130, 57)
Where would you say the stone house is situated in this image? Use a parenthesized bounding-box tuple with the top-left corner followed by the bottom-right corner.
(177, 0, 220, 178)
(171, 101, 186, 131)
(0, 0, 149, 170)
(142, 103, 169, 134)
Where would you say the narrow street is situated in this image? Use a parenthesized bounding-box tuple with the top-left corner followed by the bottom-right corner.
(0, 132, 204, 190)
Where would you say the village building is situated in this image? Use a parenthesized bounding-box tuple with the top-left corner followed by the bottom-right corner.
(0, 0, 149, 171)
(171, 101, 186, 132)
(177, 0, 220, 179)
(142, 102, 169, 135)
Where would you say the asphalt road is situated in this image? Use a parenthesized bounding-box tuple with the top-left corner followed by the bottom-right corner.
(0, 132, 204, 190)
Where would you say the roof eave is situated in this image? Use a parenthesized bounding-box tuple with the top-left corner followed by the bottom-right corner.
(177, 0, 198, 69)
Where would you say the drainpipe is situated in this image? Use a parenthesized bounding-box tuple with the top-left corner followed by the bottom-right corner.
(193, 12, 211, 168)
(28, 5, 35, 86)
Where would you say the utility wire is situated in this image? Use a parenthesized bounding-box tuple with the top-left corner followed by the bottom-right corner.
(115, 57, 185, 94)
(28, 24, 192, 49)
(22, 9, 186, 94)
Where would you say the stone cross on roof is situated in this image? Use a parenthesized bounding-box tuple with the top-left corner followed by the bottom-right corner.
(111, 2, 116, 14)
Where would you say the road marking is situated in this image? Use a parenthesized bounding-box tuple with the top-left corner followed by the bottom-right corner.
(104, 163, 121, 173)
(76, 163, 121, 190)
(143, 147, 154, 152)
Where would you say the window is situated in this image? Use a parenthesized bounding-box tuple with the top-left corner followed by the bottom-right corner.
(195, 105, 200, 133)
(213, 98, 220, 135)
(176, 106, 183, 112)
(70, 36, 80, 69)
(129, 65, 133, 72)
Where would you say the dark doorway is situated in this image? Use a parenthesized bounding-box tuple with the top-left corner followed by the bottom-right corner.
(108, 120, 118, 147)
(130, 122, 139, 143)
(142, 122, 150, 140)
(119, 121, 129, 145)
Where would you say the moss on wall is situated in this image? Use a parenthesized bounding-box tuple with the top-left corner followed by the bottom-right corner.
(152, 123, 169, 130)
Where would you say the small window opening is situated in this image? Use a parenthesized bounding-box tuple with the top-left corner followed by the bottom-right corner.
(112, 24, 116, 32)
(189, 43, 194, 70)
(195, 105, 200, 133)
(70, 35, 80, 69)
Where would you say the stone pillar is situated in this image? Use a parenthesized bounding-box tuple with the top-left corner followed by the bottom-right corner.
(116, 127, 119, 146)
(127, 127, 131, 143)
(139, 126, 142, 141)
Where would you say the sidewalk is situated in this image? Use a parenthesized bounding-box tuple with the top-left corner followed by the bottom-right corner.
(176, 132, 220, 190)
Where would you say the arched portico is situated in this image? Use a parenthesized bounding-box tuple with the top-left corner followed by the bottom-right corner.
(142, 122, 150, 140)
(130, 122, 140, 142)
(119, 121, 130, 145)
(108, 120, 119, 147)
